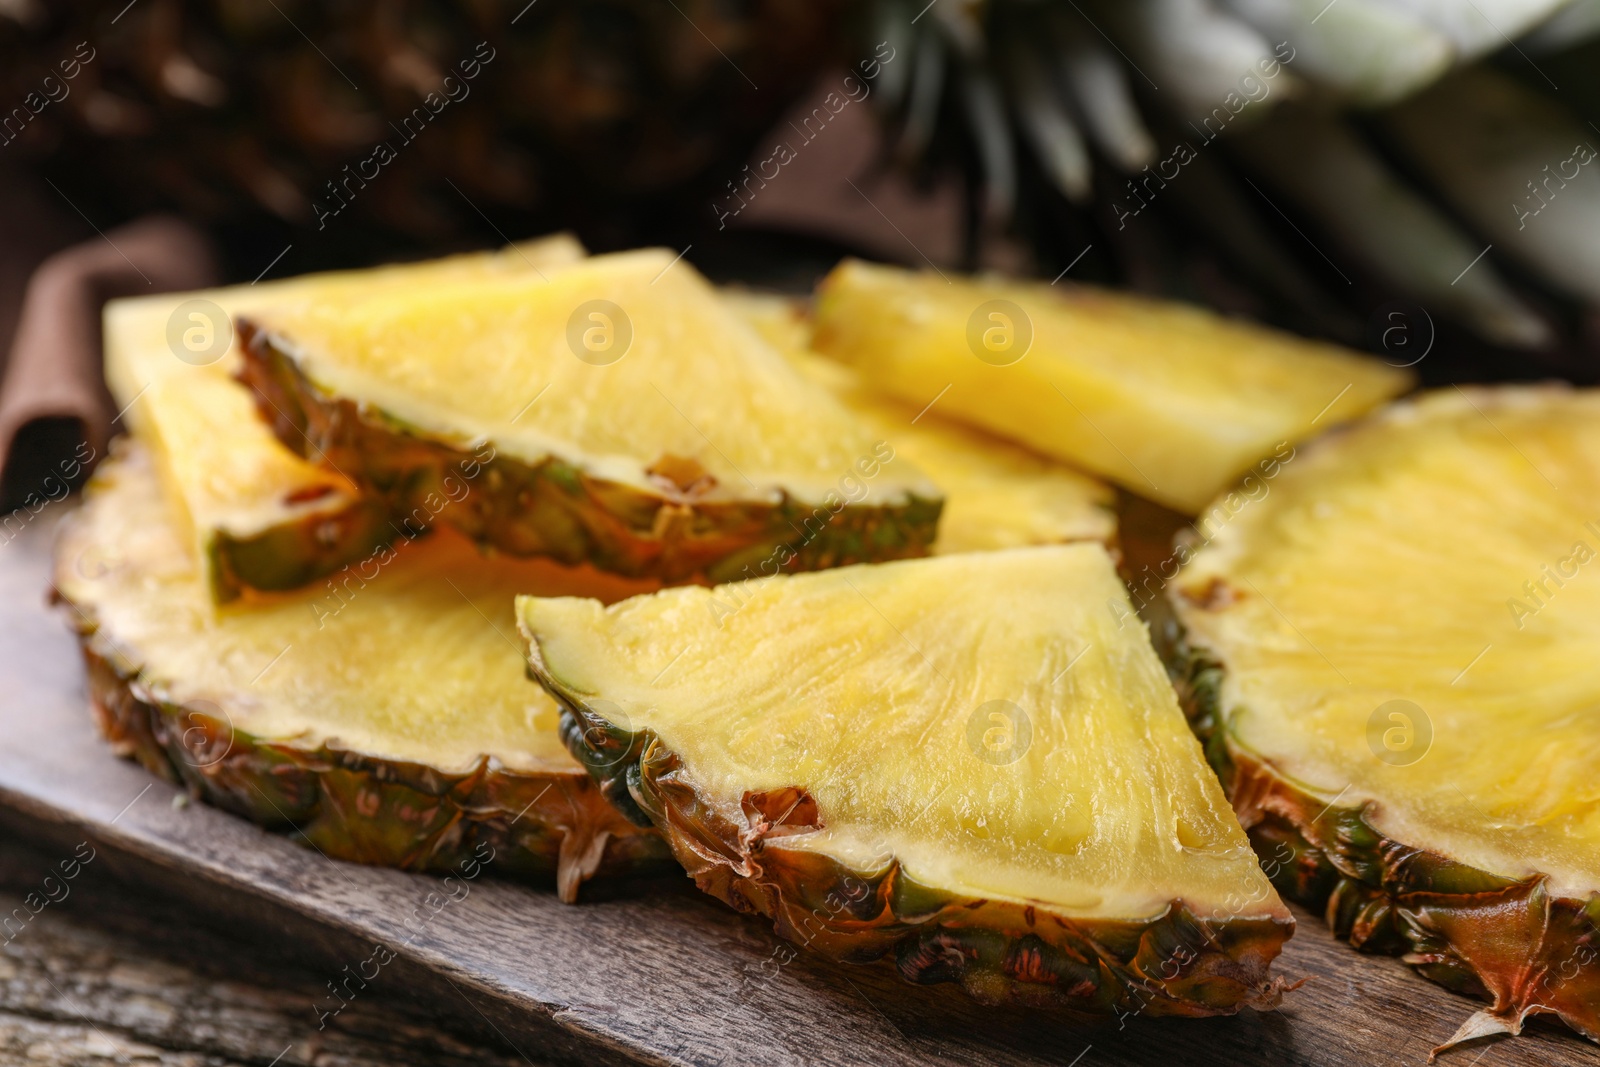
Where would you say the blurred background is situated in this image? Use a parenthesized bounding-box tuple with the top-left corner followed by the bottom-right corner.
(4, 0, 1600, 507)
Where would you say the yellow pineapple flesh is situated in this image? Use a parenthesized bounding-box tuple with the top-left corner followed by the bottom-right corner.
(56, 439, 664, 900)
(724, 290, 1116, 553)
(812, 258, 1413, 514)
(519, 547, 1291, 1013)
(1171, 386, 1600, 1048)
(104, 235, 586, 600)
(239, 251, 943, 581)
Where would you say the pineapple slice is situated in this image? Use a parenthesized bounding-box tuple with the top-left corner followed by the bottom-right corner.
(105, 235, 586, 601)
(1170, 387, 1600, 1049)
(812, 258, 1413, 514)
(238, 251, 942, 583)
(518, 548, 1293, 1014)
(54, 440, 666, 902)
(724, 290, 1116, 553)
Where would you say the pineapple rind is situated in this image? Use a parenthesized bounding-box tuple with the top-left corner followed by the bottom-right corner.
(240, 324, 942, 583)
(76, 639, 665, 899)
(1178, 647, 1600, 1047)
(205, 496, 393, 602)
(55, 443, 667, 901)
(105, 234, 589, 602)
(1168, 386, 1600, 1048)
(522, 549, 1295, 1016)
(546, 696, 1292, 1016)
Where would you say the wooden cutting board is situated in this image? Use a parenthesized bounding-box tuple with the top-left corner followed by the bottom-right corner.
(1, 504, 1593, 1067)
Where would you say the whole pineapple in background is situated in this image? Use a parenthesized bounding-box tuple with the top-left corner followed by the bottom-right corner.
(861, 0, 1600, 378)
(0, 0, 842, 272)
(7, 0, 1599, 374)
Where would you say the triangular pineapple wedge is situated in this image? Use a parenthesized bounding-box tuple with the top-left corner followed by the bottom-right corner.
(105, 234, 586, 601)
(55, 439, 666, 902)
(238, 251, 943, 583)
(812, 258, 1413, 514)
(723, 290, 1116, 553)
(1170, 387, 1600, 1049)
(517, 548, 1293, 1014)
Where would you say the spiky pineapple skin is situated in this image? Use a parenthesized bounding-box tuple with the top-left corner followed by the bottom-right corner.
(63, 600, 668, 904)
(1175, 646, 1600, 1044)
(548, 687, 1293, 1016)
(206, 496, 393, 603)
(237, 323, 942, 584)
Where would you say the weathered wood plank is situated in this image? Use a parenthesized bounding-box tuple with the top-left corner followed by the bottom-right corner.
(0, 838, 534, 1067)
(3, 505, 1595, 1067)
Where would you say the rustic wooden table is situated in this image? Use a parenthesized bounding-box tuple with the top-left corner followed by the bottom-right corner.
(0, 835, 535, 1067)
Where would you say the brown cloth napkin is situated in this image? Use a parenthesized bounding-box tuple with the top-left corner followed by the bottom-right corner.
(0, 215, 218, 511)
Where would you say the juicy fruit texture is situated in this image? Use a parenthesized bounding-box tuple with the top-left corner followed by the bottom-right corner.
(56, 441, 665, 902)
(1170, 387, 1600, 1047)
(240, 251, 943, 582)
(519, 548, 1292, 1014)
(724, 290, 1116, 553)
(104, 235, 586, 601)
(812, 258, 1413, 514)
